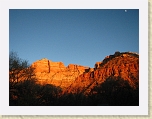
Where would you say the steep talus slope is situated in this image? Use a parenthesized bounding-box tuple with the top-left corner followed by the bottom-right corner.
(65, 52, 139, 94)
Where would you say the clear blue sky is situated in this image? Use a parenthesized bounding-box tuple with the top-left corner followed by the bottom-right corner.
(9, 9, 139, 68)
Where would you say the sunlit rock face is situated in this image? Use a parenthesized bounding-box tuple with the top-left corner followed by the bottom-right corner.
(31, 58, 90, 88)
(30, 52, 139, 94)
(65, 52, 139, 94)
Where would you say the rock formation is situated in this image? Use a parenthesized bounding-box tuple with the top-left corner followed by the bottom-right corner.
(9, 51, 139, 106)
(29, 51, 139, 94)
(64, 52, 139, 94)
(31, 58, 90, 89)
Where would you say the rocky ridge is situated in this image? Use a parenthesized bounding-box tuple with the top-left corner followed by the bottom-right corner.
(31, 51, 139, 93)
(31, 58, 90, 89)
(65, 51, 139, 94)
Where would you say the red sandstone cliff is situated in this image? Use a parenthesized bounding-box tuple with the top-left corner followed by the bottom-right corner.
(9, 51, 139, 106)
(64, 52, 139, 94)
(30, 51, 139, 94)
(31, 58, 89, 89)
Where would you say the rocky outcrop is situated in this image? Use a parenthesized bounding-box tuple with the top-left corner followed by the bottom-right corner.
(29, 51, 139, 94)
(65, 52, 139, 94)
(31, 58, 90, 89)
(31, 58, 65, 73)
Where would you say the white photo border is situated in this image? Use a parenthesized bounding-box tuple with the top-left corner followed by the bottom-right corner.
(0, 0, 148, 115)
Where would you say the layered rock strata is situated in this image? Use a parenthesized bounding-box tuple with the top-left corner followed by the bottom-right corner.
(31, 58, 90, 88)
(30, 52, 139, 94)
(65, 52, 139, 94)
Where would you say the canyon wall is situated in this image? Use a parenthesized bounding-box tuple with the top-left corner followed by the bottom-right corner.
(30, 52, 139, 93)
(31, 58, 90, 89)
(65, 52, 139, 94)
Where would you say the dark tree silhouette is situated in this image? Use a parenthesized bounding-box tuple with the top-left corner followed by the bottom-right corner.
(9, 51, 37, 105)
(9, 51, 36, 87)
(36, 84, 62, 106)
(89, 76, 139, 106)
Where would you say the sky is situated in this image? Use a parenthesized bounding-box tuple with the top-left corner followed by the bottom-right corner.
(9, 9, 139, 68)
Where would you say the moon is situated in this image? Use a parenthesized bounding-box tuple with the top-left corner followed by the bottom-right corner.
(125, 10, 127, 12)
